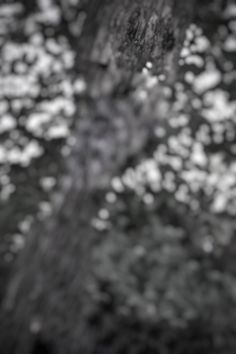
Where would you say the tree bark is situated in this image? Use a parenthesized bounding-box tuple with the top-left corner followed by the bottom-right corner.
(0, 1, 195, 353)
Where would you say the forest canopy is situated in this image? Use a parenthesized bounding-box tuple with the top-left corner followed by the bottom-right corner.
(0, 0, 236, 353)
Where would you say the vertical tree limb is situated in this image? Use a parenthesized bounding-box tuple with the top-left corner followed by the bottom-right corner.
(0, 1, 195, 353)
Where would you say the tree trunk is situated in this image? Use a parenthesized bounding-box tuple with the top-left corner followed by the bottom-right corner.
(0, 1, 195, 353)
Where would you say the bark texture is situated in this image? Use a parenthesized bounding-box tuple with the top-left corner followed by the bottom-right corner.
(0, 1, 195, 353)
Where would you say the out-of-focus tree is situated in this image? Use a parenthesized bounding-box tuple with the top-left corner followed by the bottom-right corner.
(1, 1, 236, 354)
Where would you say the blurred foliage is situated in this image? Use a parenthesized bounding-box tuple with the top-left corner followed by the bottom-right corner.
(0, 0, 236, 353)
(84, 188, 236, 353)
